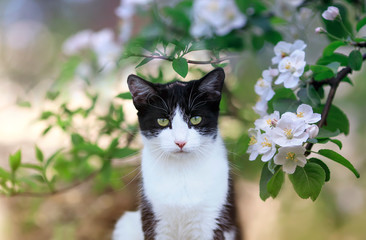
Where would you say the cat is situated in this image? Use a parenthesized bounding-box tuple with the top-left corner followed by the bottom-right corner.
(112, 68, 240, 240)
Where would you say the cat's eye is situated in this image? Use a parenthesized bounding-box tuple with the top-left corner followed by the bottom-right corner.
(190, 116, 202, 125)
(157, 118, 170, 127)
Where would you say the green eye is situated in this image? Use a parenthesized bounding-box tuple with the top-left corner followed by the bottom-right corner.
(190, 116, 202, 125)
(157, 118, 170, 127)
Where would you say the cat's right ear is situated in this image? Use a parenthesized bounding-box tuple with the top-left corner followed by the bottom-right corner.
(127, 75, 156, 104)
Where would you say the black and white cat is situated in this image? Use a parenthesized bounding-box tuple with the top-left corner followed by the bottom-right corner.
(113, 68, 240, 240)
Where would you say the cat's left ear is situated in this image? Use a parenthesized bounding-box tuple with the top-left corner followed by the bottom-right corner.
(198, 68, 225, 100)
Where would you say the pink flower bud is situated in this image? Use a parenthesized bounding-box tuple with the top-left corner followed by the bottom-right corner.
(315, 27, 326, 33)
(306, 125, 319, 139)
(322, 6, 340, 21)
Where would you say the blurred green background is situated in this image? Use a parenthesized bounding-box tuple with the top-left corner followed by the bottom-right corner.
(0, 0, 365, 239)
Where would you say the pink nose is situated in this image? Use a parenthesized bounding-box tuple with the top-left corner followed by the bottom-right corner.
(175, 141, 186, 150)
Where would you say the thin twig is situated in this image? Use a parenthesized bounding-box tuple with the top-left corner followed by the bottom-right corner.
(132, 54, 234, 65)
(305, 53, 366, 155)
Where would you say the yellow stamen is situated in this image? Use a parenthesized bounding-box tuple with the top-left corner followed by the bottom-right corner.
(281, 52, 287, 58)
(286, 152, 296, 161)
(249, 136, 257, 145)
(285, 62, 291, 70)
(284, 128, 293, 139)
(266, 119, 272, 126)
(297, 112, 304, 118)
(261, 137, 272, 148)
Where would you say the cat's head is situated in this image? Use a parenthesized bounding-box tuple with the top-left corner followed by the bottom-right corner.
(128, 68, 224, 158)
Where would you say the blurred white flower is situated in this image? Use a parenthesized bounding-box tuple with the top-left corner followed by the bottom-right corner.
(257, 133, 277, 162)
(62, 29, 93, 55)
(254, 111, 280, 131)
(280, 0, 303, 7)
(247, 128, 261, 161)
(274, 146, 307, 174)
(253, 97, 268, 117)
(190, 0, 247, 38)
(90, 29, 122, 71)
(272, 40, 307, 65)
(283, 104, 321, 124)
(255, 77, 275, 101)
(272, 114, 309, 146)
(276, 49, 306, 88)
(322, 6, 340, 21)
(306, 125, 319, 138)
(297, 7, 312, 22)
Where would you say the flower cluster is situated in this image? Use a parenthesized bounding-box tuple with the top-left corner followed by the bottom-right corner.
(248, 104, 321, 174)
(253, 40, 307, 116)
(62, 29, 122, 74)
(190, 0, 247, 38)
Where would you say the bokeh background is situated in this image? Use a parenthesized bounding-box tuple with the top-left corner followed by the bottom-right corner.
(0, 0, 365, 239)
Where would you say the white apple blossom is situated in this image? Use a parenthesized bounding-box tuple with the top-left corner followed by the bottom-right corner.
(254, 111, 280, 131)
(90, 29, 122, 71)
(322, 6, 340, 21)
(315, 27, 326, 33)
(306, 125, 319, 138)
(272, 114, 309, 147)
(62, 29, 93, 55)
(253, 97, 268, 117)
(282, 104, 321, 124)
(271, 40, 307, 65)
(247, 128, 261, 161)
(190, 0, 247, 38)
(257, 133, 277, 162)
(276, 49, 306, 88)
(255, 77, 275, 101)
(274, 146, 307, 174)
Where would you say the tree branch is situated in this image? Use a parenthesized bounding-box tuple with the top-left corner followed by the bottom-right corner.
(305, 53, 366, 155)
(132, 54, 233, 65)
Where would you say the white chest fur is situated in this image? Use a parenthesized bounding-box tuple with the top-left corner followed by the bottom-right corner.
(142, 136, 229, 240)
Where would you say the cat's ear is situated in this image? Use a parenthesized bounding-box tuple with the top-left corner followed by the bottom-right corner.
(127, 74, 157, 104)
(198, 68, 225, 100)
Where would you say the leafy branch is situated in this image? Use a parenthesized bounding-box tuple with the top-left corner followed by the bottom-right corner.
(131, 54, 234, 65)
(305, 52, 366, 155)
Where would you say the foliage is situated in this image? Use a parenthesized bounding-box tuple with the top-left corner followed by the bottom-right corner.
(1, 0, 364, 203)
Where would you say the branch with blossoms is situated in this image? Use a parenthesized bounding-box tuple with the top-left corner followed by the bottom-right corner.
(248, 6, 364, 201)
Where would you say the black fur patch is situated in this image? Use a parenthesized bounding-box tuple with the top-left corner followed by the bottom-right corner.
(140, 190, 158, 240)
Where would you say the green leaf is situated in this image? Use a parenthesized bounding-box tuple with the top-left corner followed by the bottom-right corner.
(356, 17, 366, 31)
(323, 41, 347, 57)
(289, 162, 325, 201)
(259, 162, 273, 201)
(317, 149, 360, 178)
(329, 139, 342, 149)
(45, 149, 63, 169)
(316, 128, 340, 139)
(172, 58, 188, 78)
(317, 53, 348, 66)
(0, 167, 11, 180)
(314, 105, 349, 135)
(272, 99, 300, 115)
(348, 50, 363, 71)
(9, 150, 22, 172)
(21, 163, 43, 172)
(46, 91, 60, 101)
(136, 57, 154, 68)
(310, 65, 335, 81)
(297, 85, 321, 107)
(111, 148, 138, 159)
(116, 92, 132, 100)
(267, 168, 284, 198)
(40, 111, 54, 120)
(42, 126, 53, 136)
(308, 158, 330, 182)
(35, 145, 44, 163)
(71, 133, 84, 145)
(16, 100, 31, 108)
(326, 62, 340, 75)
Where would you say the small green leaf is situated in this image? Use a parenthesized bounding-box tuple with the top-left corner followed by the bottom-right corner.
(317, 53, 349, 66)
(172, 58, 188, 78)
(21, 163, 43, 172)
(310, 65, 335, 81)
(329, 139, 342, 149)
(259, 163, 273, 201)
(0, 167, 11, 180)
(46, 91, 60, 101)
(314, 105, 349, 135)
(356, 17, 366, 31)
(348, 50, 363, 71)
(71, 133, 84, 145)
(316, 128, 341, 139)
(267, 168, 284, 198)
(111, 148, 138, 159)
(40, 111, 54, 120)
(297, 85, 321, 107)
(326, 62, 340, 74)
(42, 126, 53, 136)
(116, 92, 132, 100)
(9, 150, 22, 172)
(308, 158, 330, 182)
(272, 99, 300, 115)
(289, 162, 325, 201)
(323, 41, 346, 56)
(136, 57, 154, 68)
(35, 145, 44, 163)
(317, 149, 360, 178)
(16, 100, 31, 108)
(45, 149, 63, 169)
